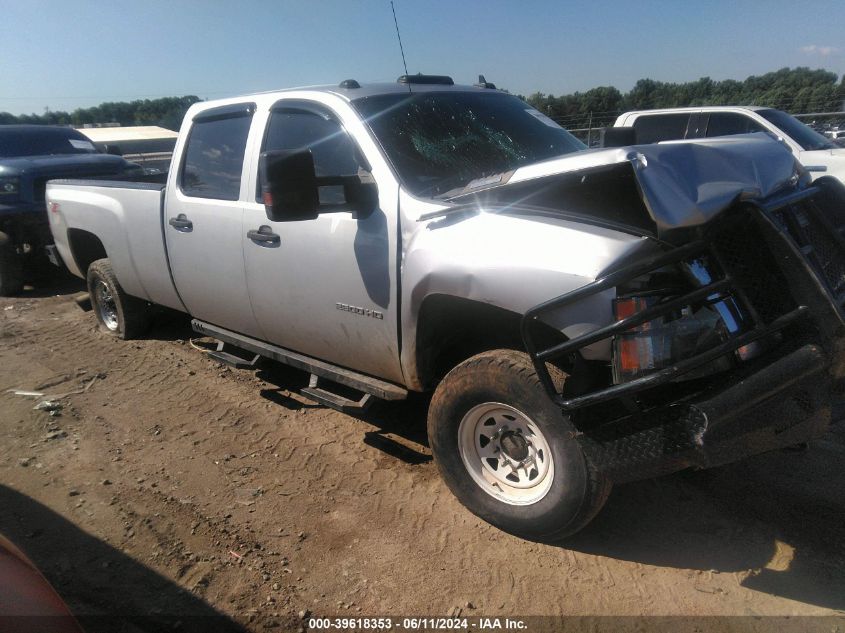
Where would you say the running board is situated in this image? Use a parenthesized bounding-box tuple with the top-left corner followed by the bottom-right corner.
(73, 292, 92, 312)
(207, 341, 261, 369)
(302, 375, 374, 413)
(191, 320, 408, 401)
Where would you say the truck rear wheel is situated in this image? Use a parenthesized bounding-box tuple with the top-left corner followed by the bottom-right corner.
(427, 349, 611, 541)
(87, 258, 150, 339)
(0, 231, 24, 296)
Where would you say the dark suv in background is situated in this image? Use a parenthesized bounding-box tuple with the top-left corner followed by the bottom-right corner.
(0, 125, 143, 295)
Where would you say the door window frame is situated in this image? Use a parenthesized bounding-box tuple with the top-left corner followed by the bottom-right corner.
(254, 99, 371, 205)
(177, 102, 256, 202)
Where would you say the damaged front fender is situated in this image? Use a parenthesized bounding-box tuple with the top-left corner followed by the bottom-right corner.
(399, 197, 660, 389)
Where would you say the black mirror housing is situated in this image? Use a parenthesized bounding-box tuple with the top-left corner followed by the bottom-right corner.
(260, 150, 380, 221)
(260, 150, 319, 222)
(346, 169, 379, 217)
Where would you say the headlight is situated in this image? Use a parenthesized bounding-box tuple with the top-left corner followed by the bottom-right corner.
(610, 255, 777, 384)
(0, 177, 20, 197)
(611, 295, 734, 384)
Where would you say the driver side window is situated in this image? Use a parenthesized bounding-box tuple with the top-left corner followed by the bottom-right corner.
(258, 105, 362, 205)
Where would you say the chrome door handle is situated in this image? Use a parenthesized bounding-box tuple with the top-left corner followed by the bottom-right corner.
(168, 214, 193, 231)
(247, 225, 280, 245)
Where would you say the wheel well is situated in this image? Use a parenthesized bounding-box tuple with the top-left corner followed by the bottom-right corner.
(414, 295, 569, 389)
(67, 229, 107, 275)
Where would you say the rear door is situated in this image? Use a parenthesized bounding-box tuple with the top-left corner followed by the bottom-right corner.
(165, 103, 263, 337)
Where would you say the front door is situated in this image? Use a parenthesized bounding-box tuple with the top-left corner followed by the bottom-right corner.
(242, 100, 403, 382)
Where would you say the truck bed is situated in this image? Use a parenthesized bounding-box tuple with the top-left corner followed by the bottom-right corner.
(46, 179, 184, 312)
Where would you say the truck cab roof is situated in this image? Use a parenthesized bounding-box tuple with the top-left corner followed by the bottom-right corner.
(212, 78, 500, 107)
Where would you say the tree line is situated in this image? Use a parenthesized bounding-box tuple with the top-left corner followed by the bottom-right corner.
(524, 67, 845, 129)
(1, 67, 844, 132)
(0, 96, 201, 130)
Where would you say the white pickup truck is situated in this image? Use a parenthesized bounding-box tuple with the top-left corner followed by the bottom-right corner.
(46, 75, 845, 541)
(612, 106, 845, 184)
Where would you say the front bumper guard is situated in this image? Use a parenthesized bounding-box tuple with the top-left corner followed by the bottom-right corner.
(520, 184, 845, 480)
(580, 344, 831, 482)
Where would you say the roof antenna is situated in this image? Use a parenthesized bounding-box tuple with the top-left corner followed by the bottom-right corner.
(390, 1, 411, 92)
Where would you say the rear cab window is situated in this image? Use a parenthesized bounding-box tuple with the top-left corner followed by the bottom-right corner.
(180, 103, 255, 201)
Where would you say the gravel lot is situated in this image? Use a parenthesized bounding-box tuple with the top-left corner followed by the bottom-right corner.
(1, 275, 844, 632)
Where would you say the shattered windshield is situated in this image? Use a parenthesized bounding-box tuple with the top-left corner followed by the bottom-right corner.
(352, 91, 586, 198)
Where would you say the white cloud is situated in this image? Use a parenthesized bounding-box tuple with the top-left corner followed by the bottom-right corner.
(800, 45, 841, 57)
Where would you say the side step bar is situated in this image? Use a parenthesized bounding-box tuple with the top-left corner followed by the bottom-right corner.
(191, 320, 408, 402)
(302, 375, 374, 414)
(207, 341, 261, 369)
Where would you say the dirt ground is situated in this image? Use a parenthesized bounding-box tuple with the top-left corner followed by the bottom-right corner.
(1, 274, 844, 632)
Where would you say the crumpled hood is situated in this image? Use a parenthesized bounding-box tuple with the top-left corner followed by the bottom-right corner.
(503, 133, 800, 232)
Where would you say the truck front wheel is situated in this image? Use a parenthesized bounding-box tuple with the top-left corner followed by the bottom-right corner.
(427, 349, 611, 541)
(0, 231, 24, 296)
(87, 258, 150, 339)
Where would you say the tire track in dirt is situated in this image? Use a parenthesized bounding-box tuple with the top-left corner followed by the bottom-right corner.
(3, 290, 845, 623)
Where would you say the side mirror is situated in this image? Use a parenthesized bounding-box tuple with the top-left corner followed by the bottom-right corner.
(260, 150, 319, 222)
(260, 150, 380, 222)
(603, 127, 637, 147)
(104, 144, 122, 156)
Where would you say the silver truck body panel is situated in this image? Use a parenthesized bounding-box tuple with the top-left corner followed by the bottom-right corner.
(398, 189, 655, 389)
(165, 192, 266, 339)
(46, 182, 184, 311)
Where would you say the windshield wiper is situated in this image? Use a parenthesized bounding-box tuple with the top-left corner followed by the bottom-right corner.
(417, 203, 479, 222)
(435, 170, 513, 200)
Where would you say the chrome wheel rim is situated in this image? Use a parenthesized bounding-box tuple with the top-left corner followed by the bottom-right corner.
(94, 280, 119, 331)
(458, 402, 554, 506)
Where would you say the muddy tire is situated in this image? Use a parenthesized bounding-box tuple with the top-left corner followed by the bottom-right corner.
(428, 349, 611, 541)
(87, 258, 150, 339)
(0, 231, 24, 296)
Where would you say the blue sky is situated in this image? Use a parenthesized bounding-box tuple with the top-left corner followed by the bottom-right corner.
(1, 0, 843, 115)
